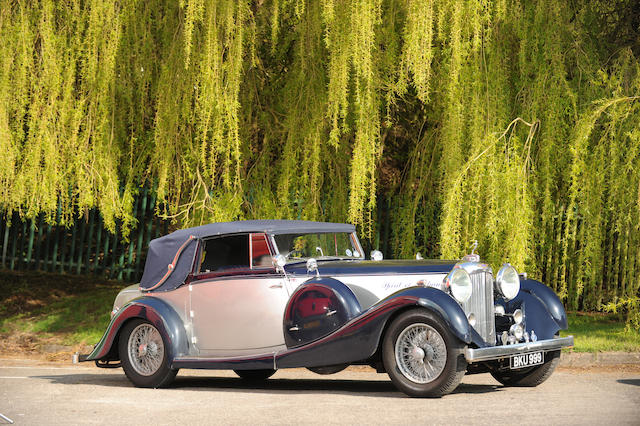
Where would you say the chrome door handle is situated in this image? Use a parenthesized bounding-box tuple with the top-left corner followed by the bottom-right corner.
(269, 283, 283, 289)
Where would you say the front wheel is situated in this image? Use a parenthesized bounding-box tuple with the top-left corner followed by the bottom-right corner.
(490, 350, 560, 387)
(382, 309, 467, 397)
(119, 319, 177, 388)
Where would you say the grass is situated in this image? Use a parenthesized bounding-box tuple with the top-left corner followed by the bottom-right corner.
(561, 311, 640, 353)
(0, 270, 638, 354)
(0, 270, 125, 353)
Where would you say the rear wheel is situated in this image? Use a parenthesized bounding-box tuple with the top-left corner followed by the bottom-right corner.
(234, 369, 276, 381)
(490, 350, 560, 387)
(119, 319, 177, 388)
(383, 310, 467, 397)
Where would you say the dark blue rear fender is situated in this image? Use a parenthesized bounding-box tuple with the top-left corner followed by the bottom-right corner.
(85, 297, 189, 362)
(519, 279, 568, 330)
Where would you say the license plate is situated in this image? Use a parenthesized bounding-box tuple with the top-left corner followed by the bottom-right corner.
(510, 351, 544, 369)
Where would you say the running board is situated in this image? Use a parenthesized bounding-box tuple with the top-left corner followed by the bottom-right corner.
(172, 353, 277, 371)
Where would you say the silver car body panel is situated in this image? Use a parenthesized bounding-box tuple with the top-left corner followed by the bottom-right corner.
(148, 285, 192, 330)
(112, 284, 142, 312)
(188, 276, 290, 356)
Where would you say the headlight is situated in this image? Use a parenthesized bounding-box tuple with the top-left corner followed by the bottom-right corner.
(445, 268, 472, 303)
(496, 264, 520, 301)
(513, 308, 523, 324)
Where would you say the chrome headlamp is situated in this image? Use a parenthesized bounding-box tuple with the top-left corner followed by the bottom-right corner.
(445, 267, 472, 303)
(496, 264, 520, 301)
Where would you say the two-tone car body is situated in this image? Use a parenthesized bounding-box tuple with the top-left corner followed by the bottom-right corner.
(77, 220, 573, 397)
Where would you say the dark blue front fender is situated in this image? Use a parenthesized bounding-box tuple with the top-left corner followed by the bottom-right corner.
(519, 279, 568, 329)
(85, 296, 189, 362)
(501, 279, 568, 341)
(276, 285, 470, 368)
(402, 286, 472, 344)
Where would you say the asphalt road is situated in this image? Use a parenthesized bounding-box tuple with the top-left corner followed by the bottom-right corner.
(0, 359, 638, 425)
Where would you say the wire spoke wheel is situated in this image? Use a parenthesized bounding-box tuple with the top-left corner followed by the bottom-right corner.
(395, 323, 447, 384)
(383, 310, 466, 397)
(127, 323, 165, 376)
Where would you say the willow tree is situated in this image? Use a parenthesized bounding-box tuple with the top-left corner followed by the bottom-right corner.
(1, 0, 639, 321)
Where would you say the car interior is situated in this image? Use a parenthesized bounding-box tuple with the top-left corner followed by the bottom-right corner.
(199, 234, 250, 272)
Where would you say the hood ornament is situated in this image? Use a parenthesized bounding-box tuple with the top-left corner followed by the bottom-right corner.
(470, 240, 478, 255)
(463, 240, 480, 262)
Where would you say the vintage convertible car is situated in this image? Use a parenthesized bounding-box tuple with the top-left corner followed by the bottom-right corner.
(76, 220, 573, 397)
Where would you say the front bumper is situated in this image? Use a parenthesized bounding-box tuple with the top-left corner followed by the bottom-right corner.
(464, 336, 574, 363)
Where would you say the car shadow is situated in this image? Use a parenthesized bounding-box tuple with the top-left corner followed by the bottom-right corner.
(617, 379, 640, 387)
(32, 373, 501, 397)
(453, 381, 502, 394)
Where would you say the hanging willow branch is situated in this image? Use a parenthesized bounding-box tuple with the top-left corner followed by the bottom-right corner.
(1, 0, 640, 321)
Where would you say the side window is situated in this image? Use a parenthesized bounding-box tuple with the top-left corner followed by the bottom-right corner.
(250, 233, 273, 269)
(198, 235, 249, 273)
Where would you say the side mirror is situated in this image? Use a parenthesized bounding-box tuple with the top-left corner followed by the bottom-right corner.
(306, 258, 319, 276)
(273, 254, 287, 272)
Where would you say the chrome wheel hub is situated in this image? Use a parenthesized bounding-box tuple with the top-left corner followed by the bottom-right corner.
(138, 343, 148, 356)
(409, 346, 425, 363)
(424, 344, 435, 362)
(128, 324, 164, 376)
(395, 323, 447, 384)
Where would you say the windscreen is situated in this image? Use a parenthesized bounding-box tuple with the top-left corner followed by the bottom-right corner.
(273, 232, 362, 262)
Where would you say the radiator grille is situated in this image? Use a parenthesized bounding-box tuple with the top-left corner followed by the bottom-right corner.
(461, 271, 495, 345)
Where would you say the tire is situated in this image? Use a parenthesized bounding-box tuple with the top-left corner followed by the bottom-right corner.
(234, 369, 276, 381)
(490, 350, 560, 387)
(382, 309, 467, 397)
(118, 319, 178, 388)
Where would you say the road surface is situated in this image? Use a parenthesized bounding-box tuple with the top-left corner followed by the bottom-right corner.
(0, 359, 638, 425)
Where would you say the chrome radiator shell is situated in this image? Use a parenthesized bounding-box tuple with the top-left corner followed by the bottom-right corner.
(461, 271, 495, 345)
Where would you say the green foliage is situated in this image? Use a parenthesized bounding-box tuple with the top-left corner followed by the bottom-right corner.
(560, 312, 640, 353)
(603, 297, 640, 332)
(1, 0, 640, 315)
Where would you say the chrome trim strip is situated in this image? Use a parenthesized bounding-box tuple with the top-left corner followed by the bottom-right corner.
(464, 336, 574, 362)
(455, 261, 493, 276)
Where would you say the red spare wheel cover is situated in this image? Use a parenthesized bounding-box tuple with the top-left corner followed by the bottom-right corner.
(297, 296, 331, 318)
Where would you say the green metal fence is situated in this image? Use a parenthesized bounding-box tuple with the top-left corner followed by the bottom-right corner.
(0, 188, 169, 283)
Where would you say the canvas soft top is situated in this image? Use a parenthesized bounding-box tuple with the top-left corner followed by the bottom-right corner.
(139, 220, 355, 292)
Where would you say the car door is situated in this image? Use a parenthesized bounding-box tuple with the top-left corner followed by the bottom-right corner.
(189, 233, 289, 355)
